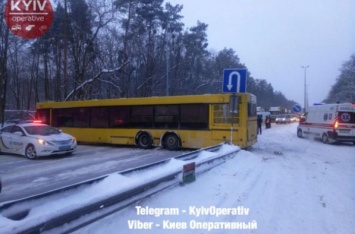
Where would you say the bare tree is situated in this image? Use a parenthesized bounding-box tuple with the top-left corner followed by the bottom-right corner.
(0, 3, 10, 124)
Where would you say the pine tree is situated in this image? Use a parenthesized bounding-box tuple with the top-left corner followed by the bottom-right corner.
(324, 55, 355, 103)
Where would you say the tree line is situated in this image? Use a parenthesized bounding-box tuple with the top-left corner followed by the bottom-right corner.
(1, 0, 309, 122)
(324, 55, 355, 104)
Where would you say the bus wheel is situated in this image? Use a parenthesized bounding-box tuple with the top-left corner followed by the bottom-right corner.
(164, 134, 180, 151)
(322, 133, 329, 144)
(136, 132, 153, 149)
(297, 129, 303, 138)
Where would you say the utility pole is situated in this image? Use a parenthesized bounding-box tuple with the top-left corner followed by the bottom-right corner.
(301, 65, 309, 112)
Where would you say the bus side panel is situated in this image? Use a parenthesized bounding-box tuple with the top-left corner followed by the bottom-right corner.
(60, 128, 223, 149)
(210, 129, 250, 148)
(60, 128, 111, 144)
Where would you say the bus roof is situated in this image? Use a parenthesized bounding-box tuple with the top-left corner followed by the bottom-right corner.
(36, 93, 254, 109)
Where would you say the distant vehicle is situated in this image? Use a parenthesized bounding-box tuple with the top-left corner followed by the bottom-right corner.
(0, 122, 77, 159)
(275, 114, 292, 124)
(36, 93, 258, 150)
(290, 114, 300, 122)
(269, 106, 283, 122)
(297, 103, 355, 144)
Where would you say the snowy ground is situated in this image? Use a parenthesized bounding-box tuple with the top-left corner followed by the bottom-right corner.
(75, 123, 355, 234)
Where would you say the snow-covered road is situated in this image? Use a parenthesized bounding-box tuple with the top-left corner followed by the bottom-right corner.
(76, 123, 355, 234)
(0, 146, 183, 202)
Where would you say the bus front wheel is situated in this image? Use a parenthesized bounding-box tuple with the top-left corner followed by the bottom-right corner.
(136, 132, 153, 149)
(164, 134, 180, 151)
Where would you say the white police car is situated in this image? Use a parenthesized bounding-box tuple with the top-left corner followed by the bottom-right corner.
(0, 122, 77, 159)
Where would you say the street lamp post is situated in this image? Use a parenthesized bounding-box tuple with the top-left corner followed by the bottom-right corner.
(301, 65, 309, 112)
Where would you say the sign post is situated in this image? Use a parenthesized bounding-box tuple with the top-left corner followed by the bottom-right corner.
(222, 69, 247, 144)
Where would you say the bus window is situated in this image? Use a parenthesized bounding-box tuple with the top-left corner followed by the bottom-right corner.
(73, 108, 90, 127)
(131, 106, 153, 128)
(109, 106, 130, 128)
(54, 108, 74, 127)
(154, 105, 179, 128)
(213, 104, 239, 124)
(91, 107, 109, 128)
(180, 104, 208, 129)
(248, 103, 257, 117)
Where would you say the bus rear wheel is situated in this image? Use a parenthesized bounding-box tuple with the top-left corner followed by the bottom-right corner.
(136, 132, 153, 149)
(164, 134, 180, 151)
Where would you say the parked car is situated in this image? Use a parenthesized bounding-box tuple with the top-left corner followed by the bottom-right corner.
(0, 122, 77, 159)
(275, 114, 292, 124)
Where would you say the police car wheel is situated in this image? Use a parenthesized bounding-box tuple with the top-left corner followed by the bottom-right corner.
(25, 144, 38, 159)
(321, 134, 329, 144)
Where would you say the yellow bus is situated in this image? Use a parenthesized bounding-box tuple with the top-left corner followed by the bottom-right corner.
(35, 93, 257, 150)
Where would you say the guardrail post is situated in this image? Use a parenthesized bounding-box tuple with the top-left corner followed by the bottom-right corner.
(182, 162, 196, 184)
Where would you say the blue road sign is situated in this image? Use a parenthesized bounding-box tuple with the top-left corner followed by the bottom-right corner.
(223, 69, 247, 93)
(293, 104, 302, 113)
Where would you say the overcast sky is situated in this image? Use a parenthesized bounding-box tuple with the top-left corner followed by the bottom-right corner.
(166, 0, 355, 107)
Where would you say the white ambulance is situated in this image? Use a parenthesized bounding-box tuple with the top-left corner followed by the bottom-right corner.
(297, 103, 355, 145)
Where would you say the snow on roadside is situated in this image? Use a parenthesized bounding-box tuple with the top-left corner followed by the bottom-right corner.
(0, 141, 239, 234)
(75, 123, 355, 234)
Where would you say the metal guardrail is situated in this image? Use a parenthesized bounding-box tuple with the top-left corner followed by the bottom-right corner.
(0, 143, 239, 234)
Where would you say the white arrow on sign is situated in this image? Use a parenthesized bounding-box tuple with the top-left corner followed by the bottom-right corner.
(227, 71, 241, 91)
